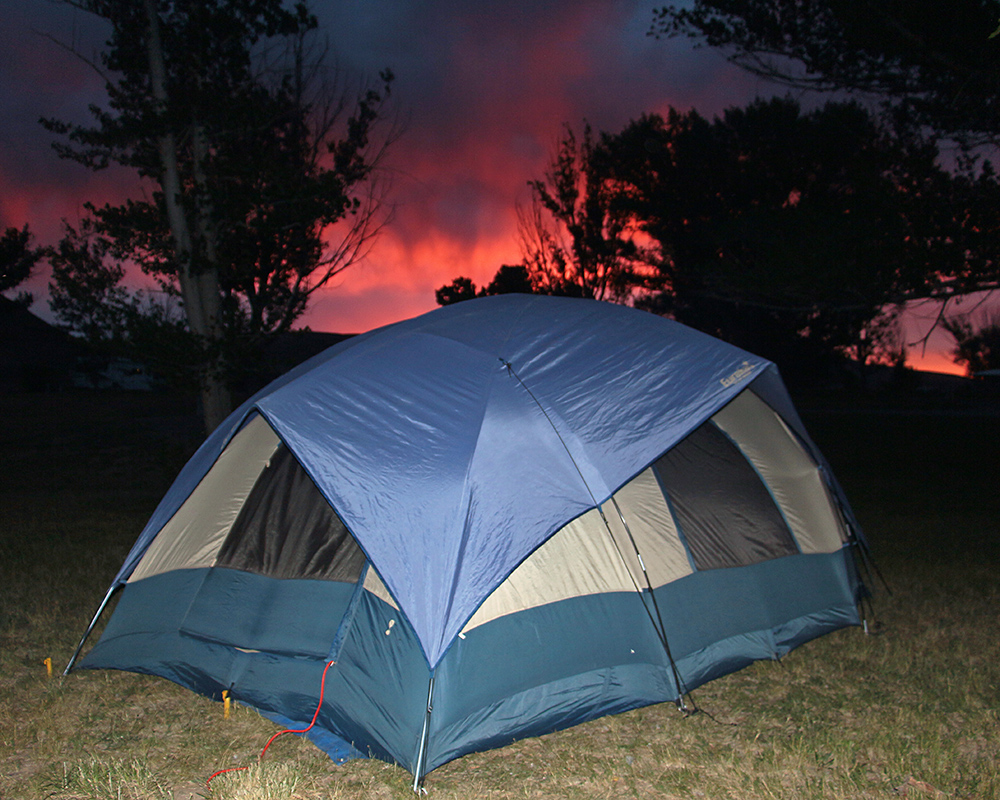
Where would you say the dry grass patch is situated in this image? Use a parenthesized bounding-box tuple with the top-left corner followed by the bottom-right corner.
(2, 394, 998, 799)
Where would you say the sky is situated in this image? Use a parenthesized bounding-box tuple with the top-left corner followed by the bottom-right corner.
(0, 0, 968, 373)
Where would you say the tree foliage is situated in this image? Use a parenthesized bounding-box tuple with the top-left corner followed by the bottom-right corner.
(440, 98, 988, 381)
(436, 125, 656, 309)
(944, 307, 1000, 374)
(603, 98, 974, 373)
(651, 1, 1000, 369)
(518, 124, 651, 300)
(44, 0, 395, 431)
(0, 225, 43, 306)
(651, 0, 1000, 148)
(48, 221, 130, 344)
(435, 265, 534, 306)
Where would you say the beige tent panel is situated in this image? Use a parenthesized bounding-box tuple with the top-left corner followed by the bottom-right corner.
(711, 390, 846, 554)
(605, 467, 692, 588)
(459, 466, 694, 634)
(363, 564, 398, 609)
(129, 414, 281, 582)
(461, 506, 637, 633)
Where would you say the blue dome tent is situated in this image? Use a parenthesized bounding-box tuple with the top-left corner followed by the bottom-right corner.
(66, 295, 868, 788)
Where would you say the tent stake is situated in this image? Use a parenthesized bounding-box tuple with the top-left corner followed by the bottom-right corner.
(63, 583, 119, 676)
(412, 675, 435, 794)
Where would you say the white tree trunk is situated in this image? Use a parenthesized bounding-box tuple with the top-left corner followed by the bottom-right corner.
(143, 0, 232, 433)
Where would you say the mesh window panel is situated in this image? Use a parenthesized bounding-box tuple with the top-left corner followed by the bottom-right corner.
(654, 421, 798, 570)
(215, 443, 366, 582)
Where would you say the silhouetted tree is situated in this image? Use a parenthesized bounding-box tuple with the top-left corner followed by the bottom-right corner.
(601, 99, 960, 377)
(518, 124, 651, 300)
(0, 225, 43, 307)
(651, 0, 1000, 149)
(48, 220, 130, 344)
(435, 125, 655, 308)
(483, 264, 534, 296)
(435, 265, 534, 306)
(439, 98, 984, 383)
(650, 0, 1000, 328)
(944, 308, 1000, 374)
(435, 276, 478, 306)
(44, 1, 395, 432)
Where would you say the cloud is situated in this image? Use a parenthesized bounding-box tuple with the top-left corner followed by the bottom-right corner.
(9, 0, 964, 377)
(295, 0, 770, 328)
(2, 0, 746, 280)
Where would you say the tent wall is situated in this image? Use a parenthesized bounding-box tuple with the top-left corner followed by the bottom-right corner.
(129, 414, 281, 582)
(79, 566, 432, 770)
(712, 390, 846, 554)
(424, 547, 859, 771)
(653, 420, 801, 569)
(73, 296, 868, 783)
(82, 543, 860, 776)
(215, 443, 366, 582)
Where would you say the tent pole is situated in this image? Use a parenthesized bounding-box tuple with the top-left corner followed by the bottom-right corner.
(63, 583, 119, 676)
(412, 674, 435, 794)
(503, 358, 692, 708)
(853, 533, 891, 596)
(608, 497, 692, 713)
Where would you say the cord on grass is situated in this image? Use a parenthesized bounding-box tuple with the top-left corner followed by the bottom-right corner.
(206, 659, 337, 789)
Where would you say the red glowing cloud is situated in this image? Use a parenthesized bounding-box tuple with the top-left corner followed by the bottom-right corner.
(0, 0, 989, 377)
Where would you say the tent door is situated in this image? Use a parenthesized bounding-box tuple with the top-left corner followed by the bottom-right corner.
(178, 441, 368, 660)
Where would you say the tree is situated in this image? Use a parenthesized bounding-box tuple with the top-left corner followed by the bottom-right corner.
(601, 99, 964, 378)
(44, 1, 394, 432)
(435, 276, 478, 306)
(48, 220, 130, 345)
(436, 124, 657, 309)
(435, 265, 534, 306)
(649, 0, 1000, 324)
(651, 0, 1000, 149)
(944, 307, 1000, 374)
(0, 225, 43, 307)
(438, 98, 983, 381)
(518, 124, 652, 301)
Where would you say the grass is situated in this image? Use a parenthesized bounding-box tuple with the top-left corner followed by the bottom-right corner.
(1, 389, 998, 799)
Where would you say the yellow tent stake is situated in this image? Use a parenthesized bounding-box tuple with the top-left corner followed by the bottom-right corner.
(223, 690, 230, 719)
(43, 657, 52, 677)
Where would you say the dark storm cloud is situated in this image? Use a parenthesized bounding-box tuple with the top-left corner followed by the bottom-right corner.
(0, 1, 122, 245)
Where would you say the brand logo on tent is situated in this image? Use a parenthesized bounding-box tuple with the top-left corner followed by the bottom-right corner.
(721, 361, 755, 387)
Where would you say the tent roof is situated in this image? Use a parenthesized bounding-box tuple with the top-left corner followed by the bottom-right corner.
(117, 295, 773, 666)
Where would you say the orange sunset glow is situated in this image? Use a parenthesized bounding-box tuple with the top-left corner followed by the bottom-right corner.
(0, 0, 987, 378)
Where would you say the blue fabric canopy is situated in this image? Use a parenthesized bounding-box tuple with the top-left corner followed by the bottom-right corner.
(114, 295, 771, 666)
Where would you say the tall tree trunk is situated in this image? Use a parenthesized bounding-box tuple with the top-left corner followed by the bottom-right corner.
(142, 0, 232, 433)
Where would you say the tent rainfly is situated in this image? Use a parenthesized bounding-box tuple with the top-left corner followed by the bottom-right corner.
(66, 295, 870, 789)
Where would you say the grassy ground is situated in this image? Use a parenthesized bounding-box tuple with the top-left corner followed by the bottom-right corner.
(1, 390, 997, 799)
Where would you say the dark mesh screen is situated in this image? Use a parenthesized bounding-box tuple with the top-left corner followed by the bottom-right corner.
(654, 421, 798, 570)
(215, 443, 366, 582)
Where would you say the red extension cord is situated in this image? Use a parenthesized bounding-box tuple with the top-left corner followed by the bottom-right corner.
(205, 659, 337, 789)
